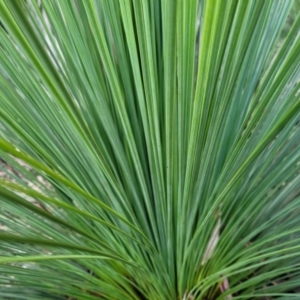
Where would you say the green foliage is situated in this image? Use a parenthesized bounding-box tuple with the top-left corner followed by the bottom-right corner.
(283, 0, 300, 36)
(0, 0, 300, 299)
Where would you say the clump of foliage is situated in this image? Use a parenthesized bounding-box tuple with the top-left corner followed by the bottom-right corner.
(0, 0, 300, 299)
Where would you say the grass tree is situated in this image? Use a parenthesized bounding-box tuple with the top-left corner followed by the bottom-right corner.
(0, 0, 300, 299)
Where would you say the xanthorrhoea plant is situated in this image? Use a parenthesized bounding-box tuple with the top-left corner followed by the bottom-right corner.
(0, 0, 299, 299)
